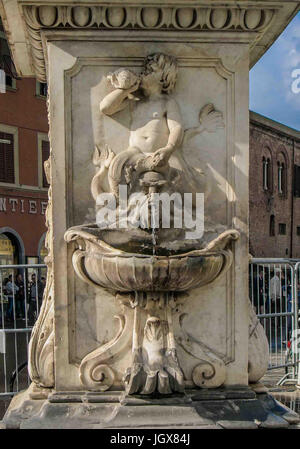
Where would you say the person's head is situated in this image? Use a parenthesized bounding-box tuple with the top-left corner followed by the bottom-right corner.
(8, 275, 12, 281)
(31, 273, 36, 282)
(17, 273, 23, 281)
(259, 270, 263, 278)
(41, 277, 46, 285)
(141, 53, 178, 94)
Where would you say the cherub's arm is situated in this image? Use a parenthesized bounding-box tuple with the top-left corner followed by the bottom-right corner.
(165, 98, 184, 152)
(99, 80, 139, 116)
(152, 98, 183, 164)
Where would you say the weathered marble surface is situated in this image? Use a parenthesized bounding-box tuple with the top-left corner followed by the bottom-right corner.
(3, 384, 300, 429)
(1, 0, 299, 429)
(57, 39, 250, 390)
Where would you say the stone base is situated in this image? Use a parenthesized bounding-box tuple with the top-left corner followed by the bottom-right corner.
(2, 385, 300, 429)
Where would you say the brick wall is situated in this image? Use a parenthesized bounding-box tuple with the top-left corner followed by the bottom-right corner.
(0, 78, 48, 260)
(249, 112, 300, 258)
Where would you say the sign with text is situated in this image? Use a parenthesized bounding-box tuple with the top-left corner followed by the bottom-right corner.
(0, 196, 47, 215)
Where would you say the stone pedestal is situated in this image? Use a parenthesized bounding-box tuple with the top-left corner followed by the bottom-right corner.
(1, 0, 300, 428)
(3, 384, 300, 429)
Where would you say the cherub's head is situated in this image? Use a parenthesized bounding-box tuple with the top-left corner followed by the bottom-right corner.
(141, 53, 178, 94)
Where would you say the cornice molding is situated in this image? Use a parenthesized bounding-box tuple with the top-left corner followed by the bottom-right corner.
(0, 1, 299, 81)
(250, 111, 300, 142)
(21, 3, 279, 81)
(23, 4, 279, 31)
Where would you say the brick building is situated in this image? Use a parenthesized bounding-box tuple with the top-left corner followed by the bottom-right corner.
(0, 18, 49, 271)
(249, 111, 300, 258)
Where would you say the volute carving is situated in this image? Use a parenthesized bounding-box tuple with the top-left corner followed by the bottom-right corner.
(28, 134, 55, 388)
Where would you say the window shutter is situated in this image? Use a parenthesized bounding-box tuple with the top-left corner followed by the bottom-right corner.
(294, 165, 300, 198)
(42, 140, 50, 188)
(0, 131, 14, 183)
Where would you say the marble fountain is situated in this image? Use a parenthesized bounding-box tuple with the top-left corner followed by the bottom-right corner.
(1, 0, 300, 428)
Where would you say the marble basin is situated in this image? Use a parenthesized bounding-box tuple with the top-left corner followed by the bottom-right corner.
(64, 225, 239, 292)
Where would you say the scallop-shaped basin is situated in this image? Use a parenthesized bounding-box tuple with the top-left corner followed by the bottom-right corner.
(64, 226, 239, 292)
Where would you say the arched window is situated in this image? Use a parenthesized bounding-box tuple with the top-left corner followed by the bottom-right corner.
(0, 229, 25, 279)
(278, 161, 285, 194)
(276, 150, 288, 196)
(0, 234, 15, 265)
(263, 157, 271, 190)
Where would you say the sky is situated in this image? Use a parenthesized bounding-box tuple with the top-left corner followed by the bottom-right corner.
(250, 11, 300, 131)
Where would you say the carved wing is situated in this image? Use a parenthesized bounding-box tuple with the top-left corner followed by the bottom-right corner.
(91, 144, 115, 201)
(183, 103, 224, 145)
(199, 103, 224, 133)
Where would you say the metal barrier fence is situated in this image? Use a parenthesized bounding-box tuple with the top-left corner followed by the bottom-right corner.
(250, 258, 300, 385)
(0, 264, 46, 397)
(0, 260, 299, 396)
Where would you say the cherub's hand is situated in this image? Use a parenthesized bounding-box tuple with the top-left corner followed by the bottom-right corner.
(154, 145, 175, 163)
(150, 149, 166, 167)
(134, 155, 157, 172)
(134, 148, 171, 171)
(126, 79, 140, 94)
(124, 80, 141, 101)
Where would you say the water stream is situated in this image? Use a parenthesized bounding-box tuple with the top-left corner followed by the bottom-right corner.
(149, 193, 158, 256)
(152, 226, 157, 256)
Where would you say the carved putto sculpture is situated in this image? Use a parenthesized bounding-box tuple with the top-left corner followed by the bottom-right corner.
(92, 54, 224, 232)
(65, 53, 240, 396)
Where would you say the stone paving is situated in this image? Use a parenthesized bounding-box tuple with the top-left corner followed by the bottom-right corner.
(0, 396, 11, 421)
(0, 365, 299, 422)
(261, 366, 300, 416)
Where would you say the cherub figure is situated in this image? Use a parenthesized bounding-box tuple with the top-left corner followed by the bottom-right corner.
(95, 53, 224, 213)
(100, 53, 183, 197)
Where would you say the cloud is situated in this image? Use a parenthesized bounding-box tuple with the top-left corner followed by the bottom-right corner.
(250, 12, 300, 130)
